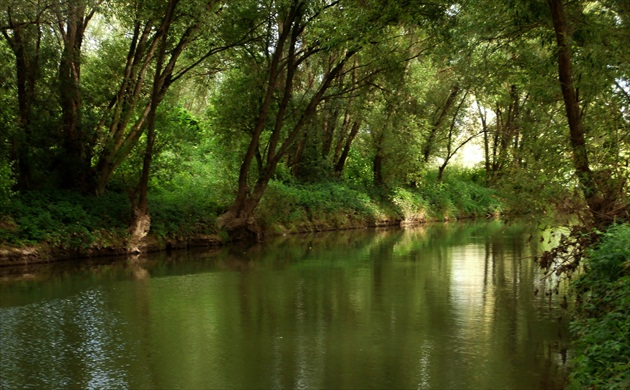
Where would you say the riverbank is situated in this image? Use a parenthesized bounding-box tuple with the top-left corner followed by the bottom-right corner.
(0, 175, 502, 266)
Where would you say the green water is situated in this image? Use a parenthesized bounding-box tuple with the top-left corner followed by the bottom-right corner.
(0, 222, 569, 389)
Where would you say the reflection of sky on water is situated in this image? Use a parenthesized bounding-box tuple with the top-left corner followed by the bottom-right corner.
(415, 341, 433, 389)
(0, 288, 129, 389)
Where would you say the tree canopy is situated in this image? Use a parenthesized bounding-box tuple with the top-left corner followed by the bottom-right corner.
(1, 0, 627, 240)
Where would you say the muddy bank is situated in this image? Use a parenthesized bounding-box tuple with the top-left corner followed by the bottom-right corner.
(0, 234, 224, 267)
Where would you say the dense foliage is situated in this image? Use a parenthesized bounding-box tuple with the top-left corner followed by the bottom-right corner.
(1, 0, 626, 240)
(569, 224, 630, 389)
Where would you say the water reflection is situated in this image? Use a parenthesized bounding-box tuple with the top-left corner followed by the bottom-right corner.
(0, 221, 568, 389)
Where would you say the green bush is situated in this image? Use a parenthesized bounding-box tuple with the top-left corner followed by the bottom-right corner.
(390, 187, 428, 221)
(1, 190, 131, 247)
(149, 190, 219, 238)
(255, 169, 503, 231)
(414, 169, 502, 220)
(256, 181, 388, 231)
(0, 158, 14, 211)
(0, 168, 505, 249)
(569, 224, 630, 389)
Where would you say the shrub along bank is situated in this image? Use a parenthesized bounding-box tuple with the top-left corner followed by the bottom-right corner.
(568, 223, 630, 389)
(0, 170, 502, 264)
(256, 176, 502, 234)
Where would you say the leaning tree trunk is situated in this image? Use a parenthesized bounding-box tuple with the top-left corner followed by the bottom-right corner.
(547, 0, 626, 228)
(334, 120, 361, 175)
(218, 2, 357, 241)
(422, 85, 460, 163)
(128, 0, 187, 252)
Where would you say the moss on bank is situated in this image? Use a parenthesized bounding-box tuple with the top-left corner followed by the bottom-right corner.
(0, 173, 502, 265)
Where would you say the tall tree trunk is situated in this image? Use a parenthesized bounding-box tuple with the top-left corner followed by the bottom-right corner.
(547, 0, 620, 228)
(436, 90, 469, 183)
(57, 0, 93, 191)
(224, 3, 297, 231)
(321, 109, 338, 159)
(128, 0, 177, 252)
(128, 0, 214, 250)
(2, 11, 42, 189)
(476, 98, 492, 184)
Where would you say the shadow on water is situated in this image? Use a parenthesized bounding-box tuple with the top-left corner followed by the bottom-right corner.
(0, 220, 569, 389)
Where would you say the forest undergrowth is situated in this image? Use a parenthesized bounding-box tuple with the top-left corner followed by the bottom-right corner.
(568, 223, 630, 389)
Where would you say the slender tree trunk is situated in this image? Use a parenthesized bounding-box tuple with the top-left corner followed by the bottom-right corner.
(332, 58, 358, 172)
(436, 90, 469, 183)
(334, 120, 361, 175)
(423, 85, 460, 163)
(289, 131, 308, 178)
(476, 98, 491, 184)
(373, 128, 386, 187)
(333, 110, 352, 164)
(89, 19, 163, 195)
(437, 164, 446, 183)
(128, 0, 207, 251)
(373, 151, 384, 187)
(225, 4, 296, 229)
(321, 110, 338, 159)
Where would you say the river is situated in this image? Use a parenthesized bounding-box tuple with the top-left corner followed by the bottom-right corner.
(0, 221, 569, 389)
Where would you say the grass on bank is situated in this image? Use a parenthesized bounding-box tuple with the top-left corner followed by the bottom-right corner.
(0, 168, 502, 250)
(569, 223, 630, 389)
(0, 190, 131, 249)
(257, 171, 502, 234)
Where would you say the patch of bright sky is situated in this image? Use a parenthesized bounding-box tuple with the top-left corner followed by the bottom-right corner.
(454, 142, 484, 168)
(84, 13, 117, 53)
(450, 100, 491, 168)
(446, 4, 461, 17)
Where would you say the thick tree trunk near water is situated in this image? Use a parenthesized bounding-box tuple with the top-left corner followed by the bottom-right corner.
(128, 209, 151, 253)
(218, 183, 266, 242)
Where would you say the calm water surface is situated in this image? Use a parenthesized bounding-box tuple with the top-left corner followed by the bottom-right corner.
(0, 222, 569, 389)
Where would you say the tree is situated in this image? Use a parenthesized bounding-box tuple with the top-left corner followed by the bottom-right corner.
(547, 0, 628, 228)
(288, 56, 366, 181)
(1, 0, 48, 189)
(434, 89, 476, 182)
(217, 0, 366, 239)
(55, 0, 98, 190)
(125, 0, 247, 249)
